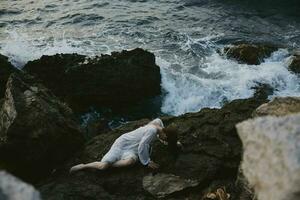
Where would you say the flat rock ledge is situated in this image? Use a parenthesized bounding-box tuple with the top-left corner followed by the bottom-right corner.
(143, 173, 199, 198)
(0, 171, 41, 200)
(236, 113, 300, 200)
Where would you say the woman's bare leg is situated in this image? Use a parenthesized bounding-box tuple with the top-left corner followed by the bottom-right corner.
(70, 162, 110, 173)
(82, 162, 110, 170)
(70, 158, 136, 173)
(111, 158, 136, 168)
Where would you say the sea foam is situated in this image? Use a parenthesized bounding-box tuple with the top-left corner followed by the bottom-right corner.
(0, 31, 93, 68)
(158, 49, 300, 116)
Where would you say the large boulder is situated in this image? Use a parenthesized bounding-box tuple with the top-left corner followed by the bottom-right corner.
(0, 54, 19, 99)
(223, 44, 278, 65)
(236, 113, 300, 200)
(253, 96, 300, 117)
(38, 96, 267, 200)
(0, 72, 84, 181)
(23, 48, 161, 112)
(0, 171, 41, 200)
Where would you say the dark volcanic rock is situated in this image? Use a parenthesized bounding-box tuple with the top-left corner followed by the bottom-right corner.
(288, 55, 300, 74)
(0, 54, 19, 99)
(85, 118, 111, 138)
(0, 98, 4, 108)
(223, 44, 278, 65)
(0, 72, 84, 181)
(38, 96, 267, 200)
(24, 48, 161, 112)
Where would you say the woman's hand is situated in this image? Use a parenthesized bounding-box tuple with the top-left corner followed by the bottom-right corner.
(147, 161, 160, 169)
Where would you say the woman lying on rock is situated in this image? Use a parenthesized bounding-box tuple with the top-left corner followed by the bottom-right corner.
(70, 118, 179, 172)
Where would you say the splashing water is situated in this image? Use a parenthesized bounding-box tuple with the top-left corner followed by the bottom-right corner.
(158, 49, 300, 116)
(0, 31, 94, 68)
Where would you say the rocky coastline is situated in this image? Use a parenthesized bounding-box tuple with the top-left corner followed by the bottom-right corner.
(0, 45, 300, 200)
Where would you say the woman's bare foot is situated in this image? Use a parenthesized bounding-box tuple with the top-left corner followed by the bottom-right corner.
(69, 164, 85, 174)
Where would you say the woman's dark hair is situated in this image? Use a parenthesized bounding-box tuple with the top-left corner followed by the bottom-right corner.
(163, 125, 178, 147)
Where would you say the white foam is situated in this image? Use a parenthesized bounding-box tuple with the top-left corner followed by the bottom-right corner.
(0, 30, 94, 68)
(158, 49, 300, 116)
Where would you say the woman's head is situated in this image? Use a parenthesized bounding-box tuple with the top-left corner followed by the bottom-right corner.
(161, 125, 178, 147)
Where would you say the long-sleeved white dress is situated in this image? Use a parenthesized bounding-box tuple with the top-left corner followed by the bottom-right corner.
(101, 118, 164, 165)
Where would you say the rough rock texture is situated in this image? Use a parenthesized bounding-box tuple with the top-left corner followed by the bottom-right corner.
(0, 171, 41, 200)
(253, 96, 300, 117)
(38, 96, 267, 200)
(85, 118, 111, 138)
(23, 48, 161, 112)
(0, 54, 18, 99)
(233, 169, 255, 200)
(0, 98, 4, 108)
(223, 44, 278, 65)
(236, 113, 300, 200)
(0, 72, 84, 181)
(143, 173, 199, 198)
(288, 55, 300, 74)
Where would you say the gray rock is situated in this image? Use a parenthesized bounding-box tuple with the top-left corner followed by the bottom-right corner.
(253, 96, 300, 117)
(143, 173, 199, 198)
(236, 113, 300, 200)
(0, 171, 41, 200)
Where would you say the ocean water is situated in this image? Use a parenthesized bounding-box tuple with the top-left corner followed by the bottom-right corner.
(0, 0, 300, 116)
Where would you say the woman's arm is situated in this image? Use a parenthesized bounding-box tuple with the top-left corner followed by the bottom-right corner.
(137, 128, 157, 166)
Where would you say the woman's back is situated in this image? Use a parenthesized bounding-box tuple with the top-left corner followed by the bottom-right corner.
(115, 125, 157, 151)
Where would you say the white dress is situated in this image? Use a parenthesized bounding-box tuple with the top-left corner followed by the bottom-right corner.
(101, 118, 164, 165)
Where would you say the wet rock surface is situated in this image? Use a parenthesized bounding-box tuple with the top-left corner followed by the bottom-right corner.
(0, 54, 19, 99)
(288, 54, 300, 74)
(0, 171, 41, 200)
(222, 44, 278, 65)
(85, 118, 111, 138)
(0, 72, 84, 181)
(38, 96, 267, 200)
(236, 113, 300, 200)
(253, 96, 300, 117)
(23, 48, 161, 112)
